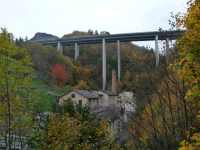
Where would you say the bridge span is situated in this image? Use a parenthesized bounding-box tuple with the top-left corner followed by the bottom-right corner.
(30, 30, 185, 91)
(31, 30, 184, 45)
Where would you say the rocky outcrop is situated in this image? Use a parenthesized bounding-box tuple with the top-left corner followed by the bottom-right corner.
(30, 32, 59, 41)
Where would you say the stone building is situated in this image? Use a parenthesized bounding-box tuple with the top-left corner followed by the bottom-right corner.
(59, 90, 109, 108)
(59, 90, 135, 112)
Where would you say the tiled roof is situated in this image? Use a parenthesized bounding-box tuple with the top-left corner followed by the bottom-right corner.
(76, 90, 99, 99)
(92, 105, 121, 121)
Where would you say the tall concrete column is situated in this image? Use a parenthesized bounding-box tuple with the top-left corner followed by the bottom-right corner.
(117, 40, 121, 81)
(165, 38, 170, 64)
(57, 41, 63, 54)
(165, 38, 170, 55)
(102, 38, 107, 91)
(74, 42, 79, 60)
(112, 70, 117, 95)
(155, 35, 159, 67)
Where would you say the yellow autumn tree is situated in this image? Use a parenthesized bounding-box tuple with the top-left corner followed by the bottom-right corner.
(74, 80, 90, 90)
(175, 0, 200, 149)
(42, 113, 116, 150)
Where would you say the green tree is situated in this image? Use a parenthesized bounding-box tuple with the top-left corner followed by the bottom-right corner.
(41, 104, 116, 150)
(0, 28, 33, 149)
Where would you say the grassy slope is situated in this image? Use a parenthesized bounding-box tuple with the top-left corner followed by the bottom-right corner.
(32, 73, 72, 112)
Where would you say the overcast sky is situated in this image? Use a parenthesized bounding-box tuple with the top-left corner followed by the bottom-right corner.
(0, 0, 188, 39)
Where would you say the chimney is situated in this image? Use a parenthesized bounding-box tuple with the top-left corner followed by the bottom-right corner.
(112, 70, 118, 95)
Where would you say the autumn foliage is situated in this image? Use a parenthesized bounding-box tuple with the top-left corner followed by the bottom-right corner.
(51, 64, 69, 86)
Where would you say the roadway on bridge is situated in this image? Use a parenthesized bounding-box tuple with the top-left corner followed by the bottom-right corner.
(30, 30, 185, 46)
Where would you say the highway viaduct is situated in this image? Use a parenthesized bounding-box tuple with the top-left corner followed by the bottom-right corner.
(30, 30, 185, 91)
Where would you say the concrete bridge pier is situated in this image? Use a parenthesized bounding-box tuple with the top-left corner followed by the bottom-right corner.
(165, 38, 170, 52)
(155, 35, 159, 67)
(117, 40, 121, 81)
(75, 42, 79, 60)
(57, 41, 63, 53)
(165, 38, 169, 56)
(165, 38, 170, 63)
(102, 38, 107, 91)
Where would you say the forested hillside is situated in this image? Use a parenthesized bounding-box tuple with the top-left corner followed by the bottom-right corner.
(22, 30, 166, 112)
(0, 0, 199, 149)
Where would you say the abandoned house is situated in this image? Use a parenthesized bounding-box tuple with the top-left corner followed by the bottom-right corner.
(59, 90, 109, 108)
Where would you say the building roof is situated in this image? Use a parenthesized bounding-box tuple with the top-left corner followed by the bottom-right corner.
(92, 105, 122, 121)
(75, 90, 99, 99)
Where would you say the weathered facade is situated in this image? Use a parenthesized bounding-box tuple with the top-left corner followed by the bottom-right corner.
(59, 90, 109, 108)
(59, 90, 135, 112)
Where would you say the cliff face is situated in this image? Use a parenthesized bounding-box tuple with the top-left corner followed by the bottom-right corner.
(31, 32, 59, 41)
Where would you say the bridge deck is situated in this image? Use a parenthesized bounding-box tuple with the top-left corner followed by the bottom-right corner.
(31, 30, 185, 46)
